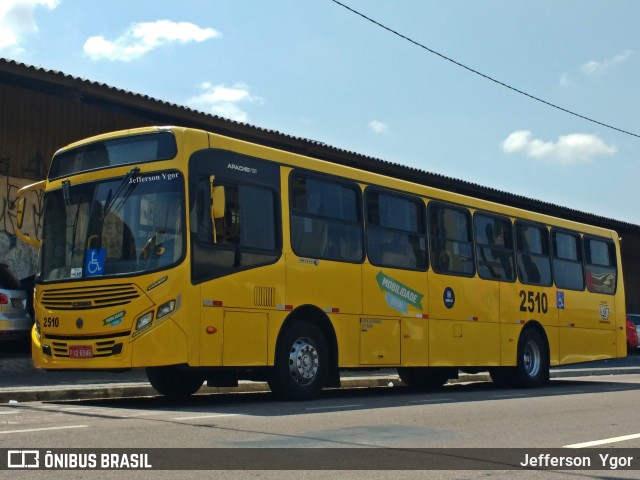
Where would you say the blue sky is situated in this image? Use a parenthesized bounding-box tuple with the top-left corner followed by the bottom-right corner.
(2, 0, 639, 225)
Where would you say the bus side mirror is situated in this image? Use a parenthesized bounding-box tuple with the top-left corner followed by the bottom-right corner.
(16, 180, 45, 249)
(209, 176, 225, 244)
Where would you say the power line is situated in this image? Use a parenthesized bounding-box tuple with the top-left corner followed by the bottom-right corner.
(330, 0, 640, 139)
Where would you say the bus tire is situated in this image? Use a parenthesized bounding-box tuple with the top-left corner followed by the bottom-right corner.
(268, 321, 329, 401)
(146, 366, 204, 399)
(397, 367, 450, 390)
(514, 328, 549, 388)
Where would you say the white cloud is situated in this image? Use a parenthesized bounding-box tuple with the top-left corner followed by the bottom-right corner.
(368, 120, 388, 134)
(83, 20, 219, 62)
(559, 73, 572, 88)
(581, 50, 633, 76)
(501, 130, 617, 164)
(0, 0, 59, 51)
(185, 82, 260, 123)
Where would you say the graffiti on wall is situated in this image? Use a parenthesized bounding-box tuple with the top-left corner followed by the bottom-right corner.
(0, 175, 41, 280)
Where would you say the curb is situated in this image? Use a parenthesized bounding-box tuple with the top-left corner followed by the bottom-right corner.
(2, 368, 639, 404)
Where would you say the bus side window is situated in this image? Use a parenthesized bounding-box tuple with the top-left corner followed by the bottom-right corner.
(584, 237, 617, 294)
(429, 203, 474, 276)
(515, 221, 552, 286)
(290, 173, 362, 263)
(474, 213, 514, 281)
(366, 189, 427, 271)
(552, 230, 584, 291)
(192, 178, 213, 244)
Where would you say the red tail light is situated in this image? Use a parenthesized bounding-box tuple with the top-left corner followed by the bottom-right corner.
(0, 293, 8, 305)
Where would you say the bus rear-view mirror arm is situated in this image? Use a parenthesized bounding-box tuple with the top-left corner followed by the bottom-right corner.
(16, 180, 46, 249)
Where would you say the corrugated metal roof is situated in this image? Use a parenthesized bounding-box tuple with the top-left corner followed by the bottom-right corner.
(1, 57, 638, 232)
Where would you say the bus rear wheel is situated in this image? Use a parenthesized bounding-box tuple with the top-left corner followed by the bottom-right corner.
(146, 366, 204, 399)
(268, 321, 329, 401)
(397, 367, 452, 390)
(514, 329, 549, 388)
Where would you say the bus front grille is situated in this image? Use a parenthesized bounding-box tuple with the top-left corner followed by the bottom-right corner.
(41, 284, 141, 310)
(44, 331, 129, 358)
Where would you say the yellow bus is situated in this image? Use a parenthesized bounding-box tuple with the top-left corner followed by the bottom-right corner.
(16, 126, 626, 400)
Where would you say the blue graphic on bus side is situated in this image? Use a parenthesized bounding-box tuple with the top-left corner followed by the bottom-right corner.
(556, 291, 565, 310)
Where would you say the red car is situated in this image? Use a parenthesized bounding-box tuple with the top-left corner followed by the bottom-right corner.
(627, 315, 639, 352)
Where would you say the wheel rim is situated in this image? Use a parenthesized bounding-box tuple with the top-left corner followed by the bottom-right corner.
(523, 340, 541, 378)
(288, 337, 319, 386)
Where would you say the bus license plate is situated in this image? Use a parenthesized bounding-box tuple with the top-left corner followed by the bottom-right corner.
(69, 345, 93, 358)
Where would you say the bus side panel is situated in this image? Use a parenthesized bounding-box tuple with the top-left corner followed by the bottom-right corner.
(361, 262, 428, 366)
(199, 304, 223, 366)
(500, 281, 559, 366)
(285, 254, 362, 317)
(198, 264, 285, 367)
(558, 289, 617, 364)
(427, 272, 500, 366)
(131, 318, 188, 367)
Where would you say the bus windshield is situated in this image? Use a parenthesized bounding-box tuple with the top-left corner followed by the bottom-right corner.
(39, 170, 184, 282)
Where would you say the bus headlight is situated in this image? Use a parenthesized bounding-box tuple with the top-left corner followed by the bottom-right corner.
(156, 299, 176, 320)
(134, 311, 154, 334)
(34, 318, 41, 342)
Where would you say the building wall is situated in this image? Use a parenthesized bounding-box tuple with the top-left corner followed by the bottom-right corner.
(0, 81, 158, 282)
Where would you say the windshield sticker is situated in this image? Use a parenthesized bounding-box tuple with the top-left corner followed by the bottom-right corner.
(376, 271, 424, 314)
(103, 311, 125, 327)
(71, 268, 83, 279)
(85, 248, 106, 277)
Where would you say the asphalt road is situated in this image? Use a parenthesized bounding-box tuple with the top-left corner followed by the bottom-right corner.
(1, 373, 639, 479)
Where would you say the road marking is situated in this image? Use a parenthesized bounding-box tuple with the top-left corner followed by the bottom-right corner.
(0, 411, 19, 415)
(305, 404, 363, 411)
(564, 433, 640, 448)
(0, 425, 88, 435)
(173, 413, 240, 420)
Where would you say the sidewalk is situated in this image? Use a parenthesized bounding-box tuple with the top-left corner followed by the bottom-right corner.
(1, 354, 639, 403)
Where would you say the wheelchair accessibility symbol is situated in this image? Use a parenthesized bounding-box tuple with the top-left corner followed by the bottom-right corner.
(85, 248, 106, 277)
(556, 291, 565, 310)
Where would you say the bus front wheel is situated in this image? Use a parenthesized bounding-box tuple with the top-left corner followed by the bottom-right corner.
(146, 366, 204, 399)
(269, 321, 329, 401)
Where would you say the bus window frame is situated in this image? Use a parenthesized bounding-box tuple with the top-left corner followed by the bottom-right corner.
(472, 211, 516, 283)
(364, 186, 428, 272)
(551, 227, 586, 292)
(427, 201, 476, 278)
(583, 234, 618, 295)
(190, 176, 283, 284)
(289, 169, 364, 264)
(514, 219, 553, 287)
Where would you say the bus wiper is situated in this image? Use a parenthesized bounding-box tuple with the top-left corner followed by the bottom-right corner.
(69, 193, 84, 258)
(97, 167, 139, 242)
(62, 179, 82, 259)
(102, 167, 140, 219)
(62, 179, 71, 209)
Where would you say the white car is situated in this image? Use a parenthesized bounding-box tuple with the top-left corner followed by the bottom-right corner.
(0, 264, 32, 343)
